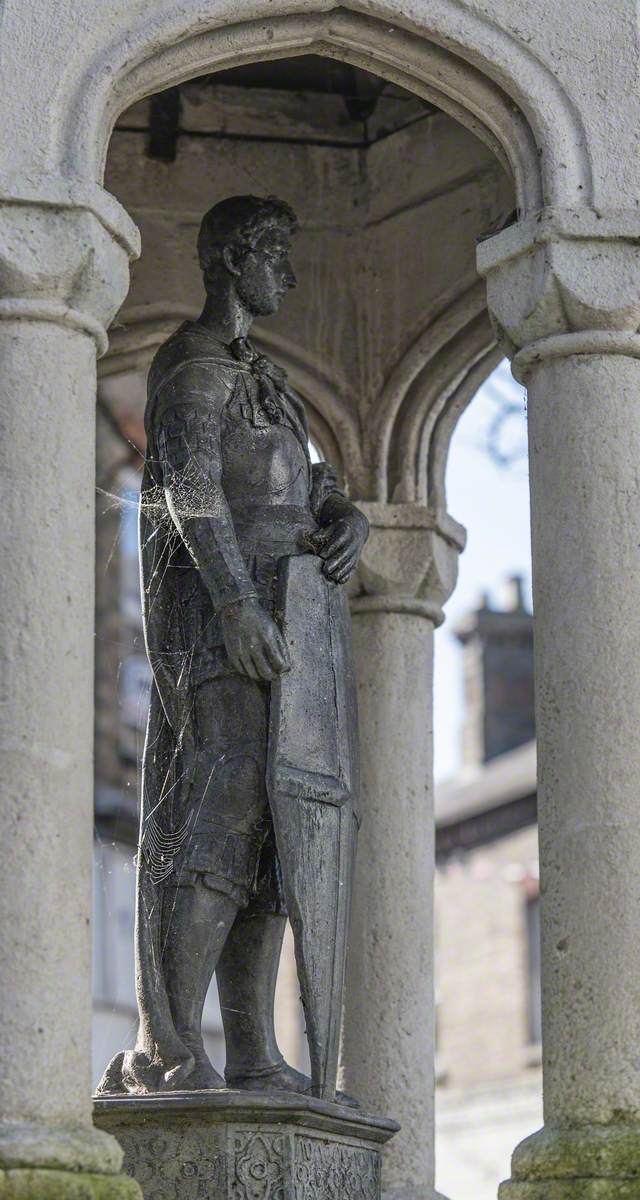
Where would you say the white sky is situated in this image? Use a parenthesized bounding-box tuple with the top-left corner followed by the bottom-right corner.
(434, 359, 532, 781)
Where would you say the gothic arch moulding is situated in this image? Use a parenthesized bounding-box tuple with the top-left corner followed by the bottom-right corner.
(365, 288, 501, 511)
(51, 2, 593, 217)
(370, 280, 495, 504)
(50, 0, 592, 508)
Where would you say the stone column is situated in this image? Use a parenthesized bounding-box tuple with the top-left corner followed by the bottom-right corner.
(479, 211, 640, 1198)
(0, 181, 141, 1198)
(343, 503, 464, 1200)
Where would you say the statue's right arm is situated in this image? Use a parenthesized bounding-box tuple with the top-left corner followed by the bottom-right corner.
(152, 363, 290, 681)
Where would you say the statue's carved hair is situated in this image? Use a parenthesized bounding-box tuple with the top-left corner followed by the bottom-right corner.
(198, 195, 298, 274)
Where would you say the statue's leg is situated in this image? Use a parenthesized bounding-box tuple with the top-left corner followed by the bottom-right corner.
(162, 881, 238, 1089)
(99, 685, 198, 1096)
(217, 828, 319, 1097)
(217, 908, 288, 1082)
(217, 828, 359, 1103)
(159, 674, 274, 1090)
(218, 909, 356, 1098)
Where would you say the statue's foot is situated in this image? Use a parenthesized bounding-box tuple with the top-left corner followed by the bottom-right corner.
(95, 1052, 127, 1095)
(179, 1057, 226, 1091)
(95, 1048, 197, 1095)
(173, 1031, 227, 1091)
(121, 1049, 196, 1093)
(95, 1047, 225, 1095)
(226, 1061, 359, 1107)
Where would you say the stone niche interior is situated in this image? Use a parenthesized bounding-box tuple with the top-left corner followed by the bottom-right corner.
(93, 51, 517, 1187)
(95, 52, 514, 923)
(95, 54, 513, 1064)
(100, 55, 514, 498)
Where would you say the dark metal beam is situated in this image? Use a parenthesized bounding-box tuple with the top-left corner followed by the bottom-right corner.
(147, 87, 181, 162)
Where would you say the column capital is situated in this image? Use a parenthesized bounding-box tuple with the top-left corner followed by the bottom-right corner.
(350, 502, 466, 627)
(0, 173, 140, 355)
(477, 206, 640, 382)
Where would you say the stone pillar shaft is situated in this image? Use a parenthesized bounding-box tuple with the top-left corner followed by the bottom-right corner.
(343, 503, 463, 1200)
(347, 610, 437, 1199)
(0, 189, 140, 1198)
(0, 323, 98, 1126)
(479, 210, 640, 1197)
(529, 354, 640, 1126)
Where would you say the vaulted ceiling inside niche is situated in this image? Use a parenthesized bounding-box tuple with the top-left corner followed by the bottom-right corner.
(106, 51, 513, 500)
(115, 54, 439, 160)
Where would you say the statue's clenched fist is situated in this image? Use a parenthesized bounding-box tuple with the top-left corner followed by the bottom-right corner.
(308, 508, 369, 585)
(220, 595, 291, 681)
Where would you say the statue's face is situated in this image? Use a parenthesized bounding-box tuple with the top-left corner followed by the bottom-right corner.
(235, 226, 297, 317)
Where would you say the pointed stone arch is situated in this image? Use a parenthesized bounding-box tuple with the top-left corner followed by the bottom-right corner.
(53, 3, 590, 217)
(49, 0, 591, 510)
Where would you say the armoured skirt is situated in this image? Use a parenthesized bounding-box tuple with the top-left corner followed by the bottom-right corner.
(140, 505, 318, 913)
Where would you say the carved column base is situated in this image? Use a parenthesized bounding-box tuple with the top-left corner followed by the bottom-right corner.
(499, 1124, 640, 1199)
(501, 1183, 640, 1199)
(0, 1122, 141, 1199)
(0, 1170, 140, 1198)
(94, 1093, 398, 1200)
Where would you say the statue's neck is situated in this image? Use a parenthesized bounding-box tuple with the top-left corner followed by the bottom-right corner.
(197, 279, 253, 344)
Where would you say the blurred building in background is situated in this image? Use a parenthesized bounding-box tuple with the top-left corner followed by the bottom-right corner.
(435, 577, 541, 1200)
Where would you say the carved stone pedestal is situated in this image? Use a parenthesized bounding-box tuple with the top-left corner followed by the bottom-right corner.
(94, 1092, 398, 1200)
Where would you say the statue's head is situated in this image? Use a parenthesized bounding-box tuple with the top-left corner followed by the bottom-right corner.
(198, 195, 298, 317)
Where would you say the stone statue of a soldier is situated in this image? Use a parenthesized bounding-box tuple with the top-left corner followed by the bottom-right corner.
(97, 196, 368, 1100)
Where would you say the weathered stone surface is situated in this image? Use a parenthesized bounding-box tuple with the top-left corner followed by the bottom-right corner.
(477, 209, 640, 381)
(94, 1092, 398, 1200)
(344, 507, 462, 1200)
(0, 199, 139, 1198)
(481, 217, 640, 1200)
(0, 1170, 140, 1199)
(351, 504, 464, 625)
(0, 1123, 124, 1175)
(500, 1185, 640, 1199)
(510, 1125, 640, 1181)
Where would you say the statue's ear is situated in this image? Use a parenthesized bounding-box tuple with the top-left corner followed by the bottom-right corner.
(222, 245, 242, 277)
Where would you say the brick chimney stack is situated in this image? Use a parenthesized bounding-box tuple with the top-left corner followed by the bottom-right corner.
(454, 574, 534, 765)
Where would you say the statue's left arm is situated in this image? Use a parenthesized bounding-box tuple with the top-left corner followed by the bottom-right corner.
(308, 462, 369, 585)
